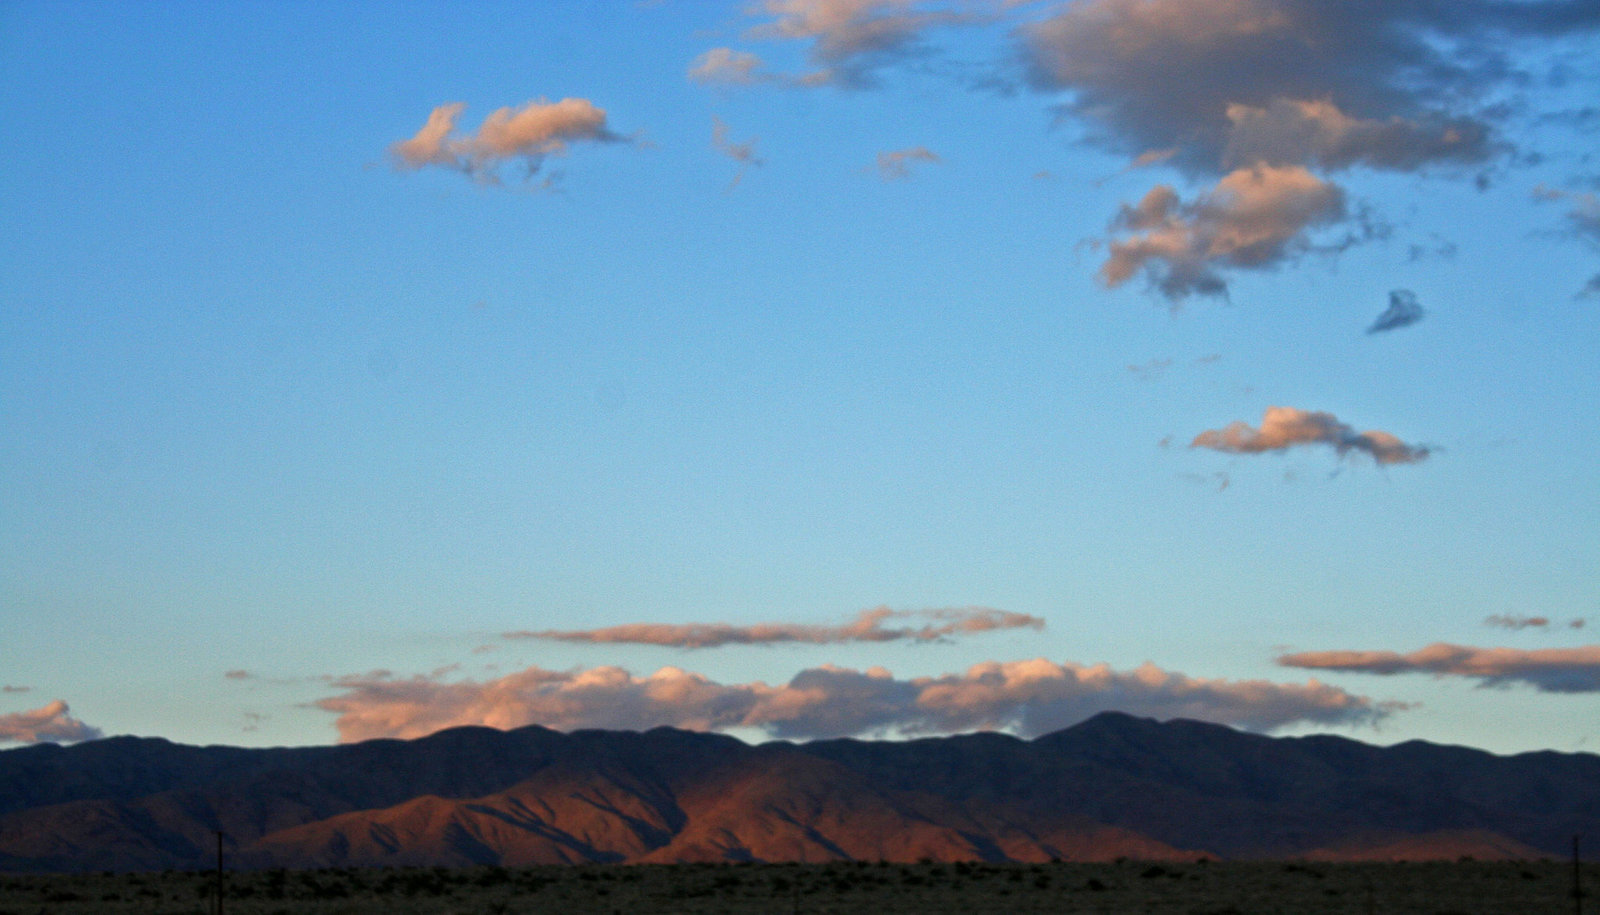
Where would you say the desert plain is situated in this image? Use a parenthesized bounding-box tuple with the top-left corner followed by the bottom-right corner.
(1, 859, 1593, 915)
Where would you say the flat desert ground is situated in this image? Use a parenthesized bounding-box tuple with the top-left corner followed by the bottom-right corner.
(1, 860, 1594, 915)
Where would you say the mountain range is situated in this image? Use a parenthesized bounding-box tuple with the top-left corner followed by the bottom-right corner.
(2, 712, 1596, 872)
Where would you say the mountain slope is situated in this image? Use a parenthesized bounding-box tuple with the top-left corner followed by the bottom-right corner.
(2, 713, 1595, 871)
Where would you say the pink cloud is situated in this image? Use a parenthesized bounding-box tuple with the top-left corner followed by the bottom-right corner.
(503, 606, 1043, 648)
(688, 48, 777, 86)
(742, 0, 975, 88)
(712, 117, 763, 189)
(1098, 165, 1347, 299)
(0, 700, 103, 744)
(1191, 406, 1429, 465)
(1279, 643, 1600, 693)
(315, 657, 1391, 743)
(874, 146, 940, 180)
(391, 98, 628, 184)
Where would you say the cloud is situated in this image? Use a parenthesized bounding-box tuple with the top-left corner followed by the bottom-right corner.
(0, 700, 103, 745)
(874, 145, 941, 180)
(740, 0, 976, 88)
(504, 606, 1043, 649)
(1485, 614, 1589, 631)
(1191, 406, 1430, 465)
(1098, 164, 1346, 299)
(1, 685, 29, 694)
(688, 47, 776, 85)
(391, 98, 628, 184)
(1366, 288, 1426, 334)
(1126, 357, 1172, 380)
(315, 657, 1392, 743)
(1022, 0, 1597, 296)
(712, 117, 763, 189)
(1221, 99, 1495, 173)
(1486, 614, 1553, 630)
(1020, 0, 1592, 174)
(1533, 184, 1600, 295)
(1279, 643, 1600, 693)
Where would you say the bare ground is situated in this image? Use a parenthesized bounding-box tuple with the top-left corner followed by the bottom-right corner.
(0, 859, 1593, 915)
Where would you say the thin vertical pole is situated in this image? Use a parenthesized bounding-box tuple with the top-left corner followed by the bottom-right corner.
(216, 830, 225, 915)
(1575, 834, 1583, 915)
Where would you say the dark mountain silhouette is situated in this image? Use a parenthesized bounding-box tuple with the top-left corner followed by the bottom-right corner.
(1, 712, 1595, 872)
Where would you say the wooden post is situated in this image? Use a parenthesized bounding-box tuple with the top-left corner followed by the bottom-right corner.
(216, 830, 225, 915)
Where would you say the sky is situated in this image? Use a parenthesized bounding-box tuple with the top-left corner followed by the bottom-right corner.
(2, 0, 1598, 756)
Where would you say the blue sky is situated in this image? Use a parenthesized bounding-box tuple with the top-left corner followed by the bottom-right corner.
(2, 0, 1597, 754)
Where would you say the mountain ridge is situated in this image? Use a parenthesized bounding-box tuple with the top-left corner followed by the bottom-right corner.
(3, 712, 1596, 872)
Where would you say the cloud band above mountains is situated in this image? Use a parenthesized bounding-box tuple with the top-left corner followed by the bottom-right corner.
(504, 606, 1043, 648)
(315, 657, 1392, 743)
(1191, 406, 1430, 465)
(1279, 643, 1600, 693)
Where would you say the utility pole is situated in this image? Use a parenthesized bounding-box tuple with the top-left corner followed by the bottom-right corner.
(215, 830, 225, 915)
(1575, 834, 1584, 915)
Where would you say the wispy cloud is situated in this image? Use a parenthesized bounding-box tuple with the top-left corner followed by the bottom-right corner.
(1126, 357, 1172, 381)
(1533, 184, 1600, 296)
(504, 606, 1043, 649)
(391, 98, 629, 184)
(1485, 614, 1587, 631)
(712, 117, 763, 189)
(874, 145, 941, 180)
(1097, 165, 1348, 300)
(1191, 406, 1430, 465)
(1279, 643, 1600, 693)
(738, 0, 978, 89)
(316, 657, 1392, 743)
(0, 700, 103, 745)
(688, 47, 780, 86)
(1366, 289, 1426, 334)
